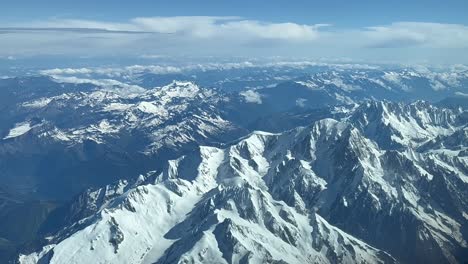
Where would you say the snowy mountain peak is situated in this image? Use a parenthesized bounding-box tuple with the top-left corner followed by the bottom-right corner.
(349, 100, 464, 149)
(159, 80, 201, 96)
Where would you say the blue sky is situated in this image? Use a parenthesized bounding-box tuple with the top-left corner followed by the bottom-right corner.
(3, 0, 468, 26)
(1, 0, 468, 64)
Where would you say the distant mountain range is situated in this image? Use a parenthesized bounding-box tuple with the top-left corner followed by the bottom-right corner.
(0, 64, 466, 263)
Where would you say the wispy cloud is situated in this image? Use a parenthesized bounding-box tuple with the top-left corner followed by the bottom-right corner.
(362, 22, 468, 48)
(0, 27, 152, 34)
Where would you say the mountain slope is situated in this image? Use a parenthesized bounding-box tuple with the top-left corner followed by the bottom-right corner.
(19, 138, 396, 264)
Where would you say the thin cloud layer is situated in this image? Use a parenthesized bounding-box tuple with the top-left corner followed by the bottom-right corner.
(363, 22, 468, 48)
(1, 17, 468, 63)
(4, 16, 323, 40)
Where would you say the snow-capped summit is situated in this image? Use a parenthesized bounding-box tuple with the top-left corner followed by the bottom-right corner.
(349, 100, 463, 149)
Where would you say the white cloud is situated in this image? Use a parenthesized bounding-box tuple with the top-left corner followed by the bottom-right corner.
(0, 55, 16, 60)
(218, 21, 324, 41)
(240, 90, 262, 104)
(130, 16, 231, 36)
(296, 98, 307, 107)
(363, 22, 468, 48)
(49, 75, 146, 97)
(8, 16, 322, 41)
(41, 68, 93, 75)
(24, 18, 142, 32)
(139, 54, 167, 59)
(40, 65, 183, 77)
(0, 16, 329, 58)
(1, 18, 468, 63)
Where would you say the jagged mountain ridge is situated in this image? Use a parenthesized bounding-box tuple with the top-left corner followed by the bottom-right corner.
(2, 81, 242, 152)
(19, 141, 397, 264)
(20, 101, 468, 264)
(0, 81, 247, 200)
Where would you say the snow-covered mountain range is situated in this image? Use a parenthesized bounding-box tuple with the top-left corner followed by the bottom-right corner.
(0, 64, 467, 263)
(19, 100, 468, 264)
(3, 80, 242, 151)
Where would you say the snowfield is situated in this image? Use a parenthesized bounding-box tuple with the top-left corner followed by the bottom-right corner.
(3, 122, 33, 139)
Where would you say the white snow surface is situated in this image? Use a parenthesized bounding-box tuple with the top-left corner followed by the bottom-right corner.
(3, 122, 33, 139)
